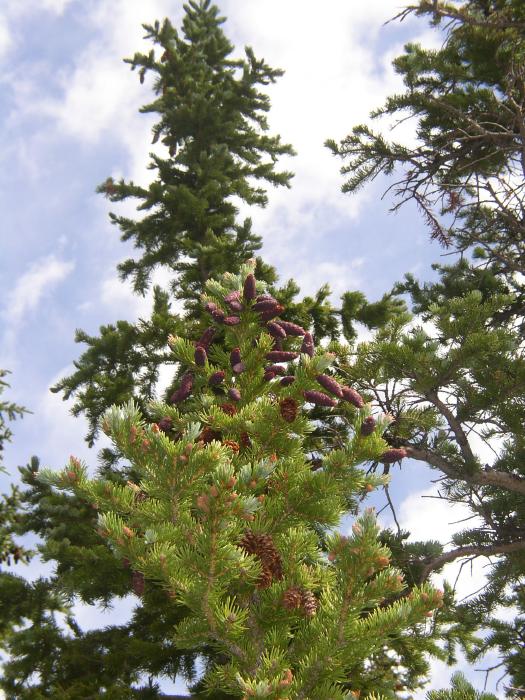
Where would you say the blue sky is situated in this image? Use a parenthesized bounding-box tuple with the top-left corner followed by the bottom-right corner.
(0, 0, 504, 696)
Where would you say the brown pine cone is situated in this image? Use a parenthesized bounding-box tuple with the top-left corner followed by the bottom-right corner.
(199, 427, 222, 444)
(220, 402, 238, 416)
(132, 571, 145, 597)
(283, 585, 304, 610)
(280, 397, 298, 423)
(222, 439, 240, 453)
(301, 590, 319, 617)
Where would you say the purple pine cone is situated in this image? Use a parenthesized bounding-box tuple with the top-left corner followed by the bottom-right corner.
(381, 448, 407, 464)
(316, 374, 343, 398)
(266, 351, 299, 362)
(232, 362, 246, 374)
(208, 370, 225, 386)
(267, 321, 287, 339)
(228, 387, 241, 402)
(157, 417, 173, 433)
(230, 347, 241, 368)
(280, 375, 296, 386)
(360, 416, 376, 436)
(260, 305, 285, 321)
(223, 316, 240, 326)
(253, 299, 281, 313)
(194, 346, 207, 367)
(341, 386, 364, 408)
(301, 332, 315, 357)
(204, 301, 218, 313)
(197, 327, 215, 349)
(211, 308, 226, 322)
(278, 321, 306, 336)
(180, 372, 194, 393)
(257, 294, 276, 303)
(224, 291, 242, 312)
(243, 273, 257, 301)
(303, 390, 337, 407)
(263, 370, 276, 381)
(266, 364, 286, 376)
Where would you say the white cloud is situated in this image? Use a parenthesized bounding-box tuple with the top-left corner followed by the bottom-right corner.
(3, 255, 74, 332)
(0, 15, 12, 60)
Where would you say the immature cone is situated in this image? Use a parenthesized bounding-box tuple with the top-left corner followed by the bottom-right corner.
(211, 308, 226, 323)
(360, 416, 376, 436)
(194, 345, 207, 366)
(260, 304, 285, 321)
(301, 332, 315, 357)
(240, 431, 251, 448)
(263, 370, 276, 381)
(228, 387, 241, 402)
(381, 448, 407, 464)
(224, 290, 243, 312)
(267, 321, 287, 339)
(208, 370, 225, 386)
(280, 397, 298, 423)
(303, 390, 337, 407)
(230, 347, 242, 369)
(253, 299, 281, 313)
(170, 372, 194, 403)
(243, 273, 257, 301)
(280, 375, 295, 386)
(232, 362, 246, 374)
(278, 321, 306, 336)
(196, 326, 215, 349)
(224, 315, 240, 326)
(132, 571, 145, 597)
(266, 351, 299, 362)
(157, 417, 173, 433)
(341, 386, 364, 408)
(316, 374, 343, 398)
(266, 364, 286, 376)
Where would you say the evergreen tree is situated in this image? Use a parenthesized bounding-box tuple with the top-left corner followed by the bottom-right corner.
(329, 0, 525, 690)
(41, 263, 444, 699)
(426, 672, 497, 700)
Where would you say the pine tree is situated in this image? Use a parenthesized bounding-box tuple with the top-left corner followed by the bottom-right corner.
(329, 0, 525, 690)
(40, 264, 444, 699)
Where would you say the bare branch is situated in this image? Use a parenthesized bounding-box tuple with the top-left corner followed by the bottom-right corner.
(420, 539, 525, 581)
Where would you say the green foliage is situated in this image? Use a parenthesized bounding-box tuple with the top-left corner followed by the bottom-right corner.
(45, 265, 443, 698)
(426, 672, 498, 700)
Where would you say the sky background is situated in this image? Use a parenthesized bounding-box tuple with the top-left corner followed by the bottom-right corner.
(0, 0, 506, 696)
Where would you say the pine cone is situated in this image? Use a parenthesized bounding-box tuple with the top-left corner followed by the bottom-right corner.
(228, 387, 241, 402)
(253, 299, 281, 313)
(341, 386, 364, 408)
(132, 571, 145, 597)
(208, 370, 225, 386)
(260, 304, 285, 321)
(282, 585, 304, 610)
(381, 448, 407, 464)
(211, 308, 226, 323)
(360, 416, 376, 436)
(169, 372, 194, 403)
(280, 375, 295, 386)
(220, 402, 238, 416)
(266, 364, 286, 376)
(278, 321, 306, 336)
(316, 374, 343, 398)
(263, 370, 276, 381)
(196, 326, 215, 349)
(240, 431, 251, 448)
(225, 290, 243, 312)
(230, 347, 242, 368)
(224, 315, 240, 326)
(267, 321, 287, 339)
(194, 346, 207, 366)
(199, 427, 222, 444)
(239, 530, 283, 588)
(222, 439, 240, 453)
(303, 390, 337, 407)
(301, 590, 319, 617)
(301, 332, 315, 357)
(243, 273, 257, 301)
(280, 397, 298, 423)
(266, 351, 299, 362)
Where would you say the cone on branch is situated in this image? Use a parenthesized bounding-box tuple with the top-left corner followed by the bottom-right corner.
(316, 374, 343, 398)
(303, 389, 337, 407)
(301, 332, 315, 357)
(280, 397, 298, 423)
(341, 386, 364, 408)
(243, 273, 257, 301)
(360, 416, 376, 436)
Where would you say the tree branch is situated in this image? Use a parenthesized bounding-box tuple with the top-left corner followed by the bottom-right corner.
(405, 445, 525, 496)
(420, 540, 525, 581)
